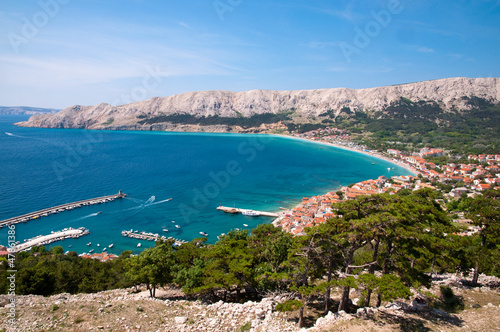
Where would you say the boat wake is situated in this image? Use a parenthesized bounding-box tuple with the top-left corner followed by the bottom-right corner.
(75, 212, 101, 220)
(117, 196, 172, 215)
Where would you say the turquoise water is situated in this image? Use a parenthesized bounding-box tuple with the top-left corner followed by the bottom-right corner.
(0, 115, 412, 254)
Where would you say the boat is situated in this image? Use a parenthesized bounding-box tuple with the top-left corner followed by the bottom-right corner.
(5, 132, 14, 136)
(163, 227, 169, 232)
(137, 243, 142, 248)
(242, 210, 259, 217)
(86, 242, 91, 246)
(387, 168, 391, 171)
(243, 224, 248, 227)
(175, 225, 181, 229)
(96, 211, 102, 215)
(199, 232, 208, 237)
(103, 247, 107, 251)
(89, 249, 94, 253)
(68, 245, 72, 248)
(97, 244, 100, 247)
(108, 244, 114, 248)
(171, 220, 176, 223)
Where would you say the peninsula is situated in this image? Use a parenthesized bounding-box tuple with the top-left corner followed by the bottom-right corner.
(16, 77, 500, 134)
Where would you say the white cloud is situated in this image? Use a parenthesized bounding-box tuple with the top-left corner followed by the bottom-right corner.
(417, 46, 435, 53)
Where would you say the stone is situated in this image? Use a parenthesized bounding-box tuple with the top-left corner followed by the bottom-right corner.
(175, 317, 188, 324)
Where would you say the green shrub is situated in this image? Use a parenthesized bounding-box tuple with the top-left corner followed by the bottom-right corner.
(240, 321, 251, 331)
(275, 299, 304, 312)
(439, 286, 464, 312)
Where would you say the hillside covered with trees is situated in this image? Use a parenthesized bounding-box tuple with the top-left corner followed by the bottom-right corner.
(2, 189, 499, 327)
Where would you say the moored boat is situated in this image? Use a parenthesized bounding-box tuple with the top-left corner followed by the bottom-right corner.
(242, 210, 259, 217)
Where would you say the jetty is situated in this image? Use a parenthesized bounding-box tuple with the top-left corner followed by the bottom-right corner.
(0, 191, 127, 227)
(9, 227, 90, 253)
(121, 230, 188, 246)
(216, 206, 280, 218)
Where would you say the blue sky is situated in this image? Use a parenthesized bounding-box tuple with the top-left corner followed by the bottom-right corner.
(1, 0, 499, 108)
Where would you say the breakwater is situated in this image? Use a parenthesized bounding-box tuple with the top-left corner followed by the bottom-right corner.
(121, 230, 188, 246)
(0, 192, 126, 227)
(10, 227, 90, 252)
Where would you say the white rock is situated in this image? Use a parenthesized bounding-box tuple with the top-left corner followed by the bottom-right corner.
(174, 317, 188, 324)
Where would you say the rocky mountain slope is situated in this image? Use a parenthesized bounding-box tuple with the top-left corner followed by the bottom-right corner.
(1, 273, 499, 331)
(17, 77, 500, 133)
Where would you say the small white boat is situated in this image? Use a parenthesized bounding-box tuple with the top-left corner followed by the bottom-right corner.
(5, 132, 14, 136)
(137, 243, 142, 248)
(200, 232, 208, 237)
(175, 225, 181, 229)
(163, 228, 169, 232)
(87, 242, 91, 246)
(108, 244, 114, 248)
(103, 247, 107, 251)
(171, 220, 176, 223)
(89, 249, 94, 253)
(243, 224, 248, 227)
(97, 244, 100, 247)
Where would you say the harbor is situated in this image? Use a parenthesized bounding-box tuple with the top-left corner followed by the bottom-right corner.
(216, 206, 280, 218)
(0, 191, 127, 227)
(9, 227, 90, 253)
(121, 230, 188, 246)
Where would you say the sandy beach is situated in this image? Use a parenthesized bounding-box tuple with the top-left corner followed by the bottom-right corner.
(273, 134, 417, 175)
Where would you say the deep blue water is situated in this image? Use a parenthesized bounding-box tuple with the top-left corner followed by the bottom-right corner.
(0, 115, 411, 254)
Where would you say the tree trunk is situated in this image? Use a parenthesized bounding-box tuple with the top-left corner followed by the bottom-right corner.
(153, 286, 156, 298)
(323, 253, 333, 314)
(376, 241, 393, 307)
(365, 238, 380, 307)
(472, 235, 486, 285)
(472, 259, 480, 285)
(298, 306, 305, 328)
(338, 247, 356, 312)
(430, 255, 436, 277)
(236, 288, 241, 303)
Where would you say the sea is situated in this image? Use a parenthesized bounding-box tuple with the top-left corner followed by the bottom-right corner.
(0, 115, 412, 255)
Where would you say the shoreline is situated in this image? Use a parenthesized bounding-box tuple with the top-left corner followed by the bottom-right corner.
(273, 134, 417, 176)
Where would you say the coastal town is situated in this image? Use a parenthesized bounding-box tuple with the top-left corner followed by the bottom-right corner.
(276, 127, 500, 237)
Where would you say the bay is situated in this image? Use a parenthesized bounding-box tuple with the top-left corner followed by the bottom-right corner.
(0, 115, 411, 254)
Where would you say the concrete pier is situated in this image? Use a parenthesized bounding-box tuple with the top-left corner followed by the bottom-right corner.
(216, 206, 280, 218)
(9, 227, 90, 253)
(121, 230, 187, 246)
(0, 191, 126, 227)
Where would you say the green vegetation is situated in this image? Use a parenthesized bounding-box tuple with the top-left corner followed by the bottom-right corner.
(240, 321, 252, 331)
(101, 118, 114, 126)
(1, 190, 499, 326)
(275, 299, 304, 312)
(348, 97, 500, 154)
(138, 112, 292, 129)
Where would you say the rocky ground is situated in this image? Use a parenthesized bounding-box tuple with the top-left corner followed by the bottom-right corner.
(0, 273, 499, 332)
